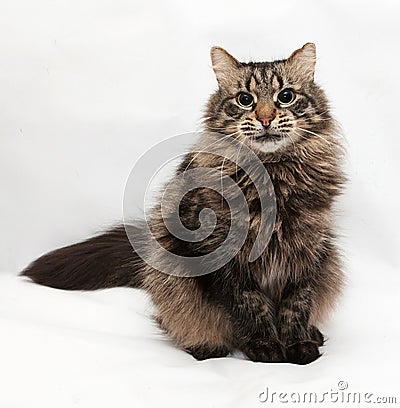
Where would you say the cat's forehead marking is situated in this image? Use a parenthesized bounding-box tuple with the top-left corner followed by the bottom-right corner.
(246, 66, 283, 95)
(249, 75, 258, 93)
(245, 67, 263, 93)
(272, 74, 283, 91)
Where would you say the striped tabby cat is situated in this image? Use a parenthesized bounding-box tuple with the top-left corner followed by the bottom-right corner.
(22, 43, 345, 365)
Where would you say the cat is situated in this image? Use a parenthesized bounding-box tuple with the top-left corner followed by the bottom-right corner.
(22, 43, 346, 365)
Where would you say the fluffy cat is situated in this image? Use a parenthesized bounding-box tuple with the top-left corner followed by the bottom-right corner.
(22, 43, 345, 365)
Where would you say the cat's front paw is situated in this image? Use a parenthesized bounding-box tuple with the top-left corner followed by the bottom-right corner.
(185, 344, 230, 360)
(243, 339, 285, 363)
(309, 325, 325, 346)
(286, 340, 321, 365)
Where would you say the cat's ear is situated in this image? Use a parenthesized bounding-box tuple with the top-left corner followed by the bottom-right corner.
(210, 47, 241, 87)
(287, 43, 316, 81)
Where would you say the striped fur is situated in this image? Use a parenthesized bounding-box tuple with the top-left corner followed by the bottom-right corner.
(22, 44, 345, 364)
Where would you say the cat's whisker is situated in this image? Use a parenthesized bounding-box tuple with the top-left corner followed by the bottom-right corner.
(183, 131, 241, 173)
(198, 117, 222, 126)
(296, 127, 333, 148)
(296, 110, 333, 125)
(199, 116, 214, 122)
(291, 130, 322, 157)
(292, 129, 314, 144)
(205, 126, 237, 132)
(296, 111, 346, 145)
(306, 117, 332, 122)
(292, 129, 334, 155)
(298, 109, 329, 119)
(287, 133, 296, 151)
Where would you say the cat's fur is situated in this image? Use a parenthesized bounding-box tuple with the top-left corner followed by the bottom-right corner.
(22, 43, 345, 365)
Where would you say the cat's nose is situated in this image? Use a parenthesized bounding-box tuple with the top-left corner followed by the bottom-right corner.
(258, 116, 274, 127)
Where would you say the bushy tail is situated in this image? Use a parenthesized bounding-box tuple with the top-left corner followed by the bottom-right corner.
(21, 226, 145, 290)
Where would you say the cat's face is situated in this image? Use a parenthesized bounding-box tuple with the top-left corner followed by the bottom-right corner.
(204, 44, 332, 155)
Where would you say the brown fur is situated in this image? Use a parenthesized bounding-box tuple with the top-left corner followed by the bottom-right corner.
(22, 44, 345, 364)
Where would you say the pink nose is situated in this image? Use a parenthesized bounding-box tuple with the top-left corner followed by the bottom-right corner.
(259, 117, 273, 127)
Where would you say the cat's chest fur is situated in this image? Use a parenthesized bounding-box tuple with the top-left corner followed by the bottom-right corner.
(243, 158, 336, 296)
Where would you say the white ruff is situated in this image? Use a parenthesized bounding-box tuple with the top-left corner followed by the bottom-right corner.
(253, 137, 291, 153)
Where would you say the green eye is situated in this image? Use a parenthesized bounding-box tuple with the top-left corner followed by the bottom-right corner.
(277, 89, 295, 105)
(237, 92, 254, 108)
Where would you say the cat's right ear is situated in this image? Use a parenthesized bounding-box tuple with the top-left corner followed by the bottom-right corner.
(210, 47, 241, 88)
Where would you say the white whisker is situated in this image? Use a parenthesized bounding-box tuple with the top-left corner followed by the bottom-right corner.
(296, 127, 333, 147)
(297, 109, 329, 119)
(287, 133, 296, 150)
(183, 131, 241, 173)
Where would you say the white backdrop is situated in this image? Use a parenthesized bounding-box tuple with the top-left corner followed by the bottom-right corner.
(1, 1, 400, 407)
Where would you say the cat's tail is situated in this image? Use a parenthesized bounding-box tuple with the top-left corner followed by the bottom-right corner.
(21, 225, 145, 290)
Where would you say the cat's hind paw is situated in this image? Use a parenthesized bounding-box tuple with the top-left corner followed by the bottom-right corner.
(286, 340, 321, 365)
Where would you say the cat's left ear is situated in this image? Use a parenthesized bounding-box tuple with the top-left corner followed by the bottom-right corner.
(210, 46, 241, 87)
(287, 43, 316, 81)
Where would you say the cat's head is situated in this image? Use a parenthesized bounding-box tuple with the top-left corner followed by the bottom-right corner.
(204, 43, 334, 155)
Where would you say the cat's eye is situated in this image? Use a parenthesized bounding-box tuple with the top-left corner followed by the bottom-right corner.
(277, 89, 295, 105)
(237, 92, 254, 108)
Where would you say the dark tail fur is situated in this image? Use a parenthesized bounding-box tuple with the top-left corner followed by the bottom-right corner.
(21, 226, 145, 290)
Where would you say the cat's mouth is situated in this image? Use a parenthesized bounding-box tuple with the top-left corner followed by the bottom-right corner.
(252, 131, 285, 142)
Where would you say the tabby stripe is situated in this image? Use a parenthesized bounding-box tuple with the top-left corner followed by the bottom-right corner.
(274, 74, 284, 89)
